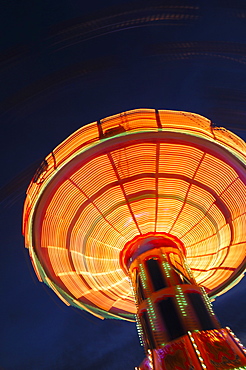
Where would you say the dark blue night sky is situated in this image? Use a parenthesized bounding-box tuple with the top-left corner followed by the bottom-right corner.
(0, 1, 246, 369)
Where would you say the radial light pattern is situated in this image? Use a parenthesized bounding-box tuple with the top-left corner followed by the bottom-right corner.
(23, 109, 246, 320)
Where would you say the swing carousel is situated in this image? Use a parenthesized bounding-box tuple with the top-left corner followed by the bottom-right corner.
(23, 109, 246, 369)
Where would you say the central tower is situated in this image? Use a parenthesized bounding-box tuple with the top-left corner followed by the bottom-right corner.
(121, 232, 245, 369)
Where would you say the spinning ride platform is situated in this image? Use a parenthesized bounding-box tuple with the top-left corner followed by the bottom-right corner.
(23, 109, 246, 369)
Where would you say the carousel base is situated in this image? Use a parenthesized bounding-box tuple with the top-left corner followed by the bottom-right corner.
(136, 327, 246, 370)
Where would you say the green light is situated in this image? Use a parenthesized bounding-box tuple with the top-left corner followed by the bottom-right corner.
(162, 261, 171, 278)
(146, 297, 157, 331)
(201, 287, 215, 316)
(176, 285, 188, 317)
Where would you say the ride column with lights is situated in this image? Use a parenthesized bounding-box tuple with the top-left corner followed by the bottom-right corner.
(121, 232, 246, 370)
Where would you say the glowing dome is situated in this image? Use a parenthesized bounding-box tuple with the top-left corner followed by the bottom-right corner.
(23, 109, 246, 321)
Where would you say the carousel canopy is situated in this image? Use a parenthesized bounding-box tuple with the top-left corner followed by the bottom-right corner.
(23, 109, 246, 320)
